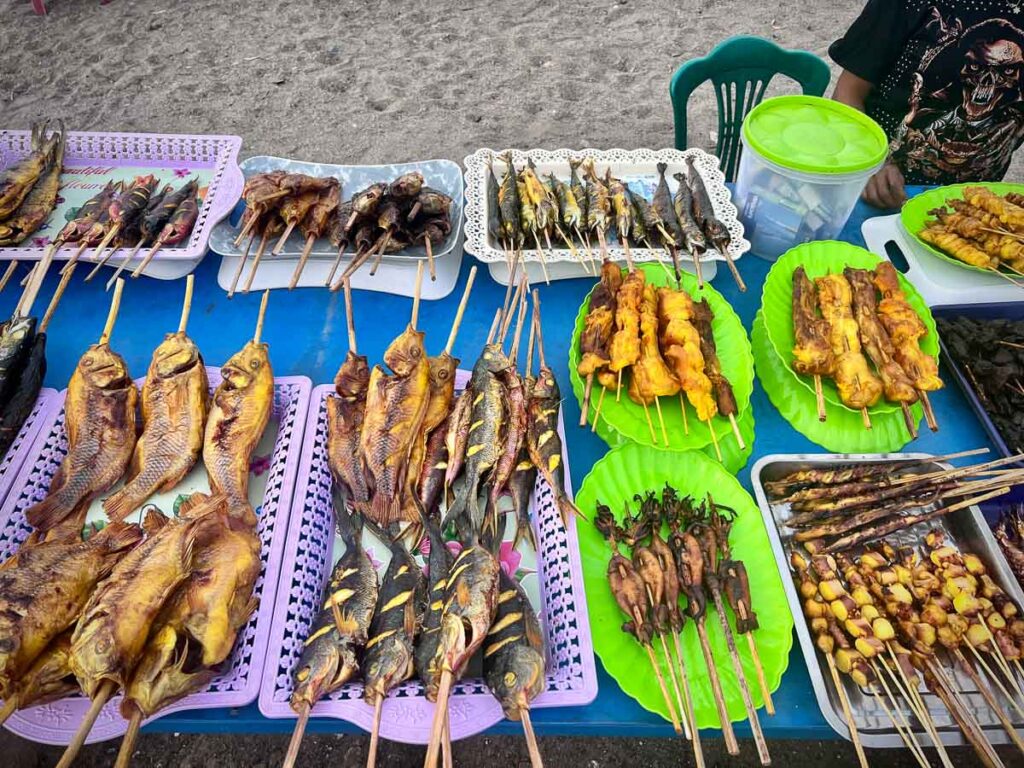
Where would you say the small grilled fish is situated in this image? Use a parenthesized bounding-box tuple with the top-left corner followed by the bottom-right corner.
(359, 327, 430, 525)
(389, 171, 424, 200)
(109, 174, 158, 230)
(418, 414, 450, 515)
(569, 159, 588, 224)
(548, 172, 581, 232)
(484, 570, 545, 719)
(526, 366, 580, 527)
(607, 176, 634, 242)
(54, 181, 119, 246)
(0, 521, 142, 694)
(345, 183, 387, 232)
(632, 191, 663, 243)
(25, 343, 137, 532)
(203, 340, 273, 527)
(2, 630, 78, 713)
(0, 125, 65, 246)
(497, 152, 522, 245)
(404, 353, 458, 517)
(0, 330, 45, 458)
(141, 181, 190, 244)
(70, 511, 200, 697)
(299, 180, 340, 241)
(291, 504, 378, 711)
(489, 366, 527, 517)
(443, 388, 472, 491)
(517, 180, 538, 235)
(362, 518, 424, 707)
(326, 350, 371, 508)
(685, 158, 731, 252)
(584, 162, 611, 233)
(0, 122, 57, 220)
(509, 449, 537, 552)
(0, 315, 36, 412)
(654, 163, 683, 247)
(156, 192, 200, 246)
(103, 332, 208, 521)
(672, 172, 707, 252)
(414, 502, 453, 699)
(487, 160, 504, 245)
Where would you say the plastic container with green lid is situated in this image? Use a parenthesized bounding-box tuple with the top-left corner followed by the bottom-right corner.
(734, 95, 889, 261)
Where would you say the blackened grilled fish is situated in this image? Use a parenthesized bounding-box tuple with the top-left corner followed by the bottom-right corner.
(103, 331, 208, 521)
(672, 172, 707, 252)
(25, 343, 137, 532)
(497, 152, 522, 246)
(414, 502, 454, 699)
(326, 350, 371, 509)
(0, 330, 45, 458)
(526, 366, 580, 527)
(484, 570, 545, 719)
(0, 315, 36, 412)
(487, 159, 504, 245)
(54, 181, 119, 246)
(685, 157, 731, 252)
(569, 159, 588, 224)
(654, 163, 683, 248)
(509, 449, 537, 551)
(290, 503, 378, 711)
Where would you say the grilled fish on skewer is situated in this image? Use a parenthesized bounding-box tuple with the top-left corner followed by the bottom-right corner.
(672, 173, 707, 254)
(25, 342, 137, 532)
(103, 331, 208, 521)
(54, 181, 120, 247)
(487, 158, 504, 247)
(326, 350, 371, 509)
(498, 153, 523, 247)
(509, 448, 538, 552)
(0, 322, 46, 458)
(0, 125, 65, 246)
(0, 631, 78, 722)
(527, 364, 581, 527)
(405, 353, 458, 515)
(345, 183, 387, 233)
(685, 158, 731, 253)
(653, 164, 683, 249)
(389, 171, 425, 200)
(0, 315, 36, 412)
(443, 389, 472, 494)
(489, 362, 528, 525)
(418, 414, 450, 515)
(415, 501, 455, 700)
(203, 339, 273, 526)
(0, 122, 58, 219)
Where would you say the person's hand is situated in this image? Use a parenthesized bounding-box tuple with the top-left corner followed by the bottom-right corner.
(862, 163, 907, 210)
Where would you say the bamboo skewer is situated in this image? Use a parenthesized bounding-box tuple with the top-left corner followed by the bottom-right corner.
(953, 647, 1024, 755)
(272, 220, 297, 256)
(531, 231, 551, 285)
(410, 262, 424, 331)
(901, 402, 918, 439)
(965, 642, 1024, 721)
(728, 413, 746, 450)
(633, 609, 682, 735)
(883, 654, 954, 768)
(519, 709, 544, 768)
(694, 618, 739, 754)
(131, 240, 165, 278)
(744, 632, 774, 716)
(825, 653, 868, 768)
(919, 391, 938, 432)
(705, 418, 722, 461)
(868, 660, 928, 768)
(228, 232, 256, 297)
(445, 266, 477, 357)
(326, 242, 349, 288)
(813, 375, 827, 422)
(289, 235, 317, 290)
(671, 633, 704, 767)
(55, 680, 115, 768)
(861, 407, 871, 430)
(591, 387, 607, 433)
(179, 274, 195, 334)
(580, 373, 594, 427)
(722, 248, 746, 293)
(423, 669, 453, 768)
(60, 240, 89, 277)
(253, 289, 270, 344)
(641, 400, 658, 444)
(423, 235, 436, 281)
(367, 697, 385, 768)
(282, 703, 311, 768)
(114, 709, 144, 768)
(929, 660, 1005, 768)
(654, 397, 669, 446)
(99, 279, 125, 346)
(244, 232, 272, 294)
(0, 261, 18, 293)
(39, 265, 75, 334)
(868, 687, 926, 768)
(441, 714, 453, 768)
(679, 393, 689, 435)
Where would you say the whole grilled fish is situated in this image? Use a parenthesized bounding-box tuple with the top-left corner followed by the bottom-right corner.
(583, 161, 611, 233)
(404, 353, 458, 517)
(103, 332, 208, 521)
(53, 181, 119, 246)
(548, 172, 581, 231)
(607, 176, 634, 242)
(497, 152, 522, 245)
(2, 630, 78, 714)
(418, 413, 450, 516)
(156, 192, 200, 246)
(0, 122, 57, 220)
(0, 521, 142, 694)
(526, 366, 580, 526)
(290, 503, 378, 711)
(569, 159, 588, 224)
(443, 389, 472, 492)
(389, 171, 424, 200)
(484, 570, 546, 720)
(70, 511, 200, 697)
(487, 159, 504, 245)
(489, 366, 527, 517)
(685, 157, 731, 251)
(653, 163, 683, 248)
(359, 327, 430, 526)
(203, 340, 274, 527)
(0, 125, 65, 246)
(509, 449, 537, 552)
(0, 330, 46, 458)
(446, 346, 508, 533)
(25, 343, 138, 532)
(414, 502, 455, 699)
(672, 172, 707, 252)
(0, 315, 37, 413)
(326, 350, 371, 508)
(362, 518, 424, 708)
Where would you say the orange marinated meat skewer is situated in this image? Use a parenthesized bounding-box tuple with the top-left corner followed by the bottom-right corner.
(791, 266, 835, 422)
(577, 260, 622, 426)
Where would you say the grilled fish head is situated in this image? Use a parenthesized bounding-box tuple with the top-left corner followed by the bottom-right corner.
(123, 624, 213, 718)
(290, 635, 360, 708)
(220, 340, 270, 389)
(77, 343, 131, 390)
(531, 365, 559, 401)
(475, 344, 512, 375)
(152, 332, 202, 378)
(383, 326, 426, 376)
(334, 350, 369, 398)
(485, 643, 545, 719)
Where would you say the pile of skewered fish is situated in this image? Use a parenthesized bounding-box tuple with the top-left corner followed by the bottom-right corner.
(769, 457, 1024, 767)
(790, 261, 942, 436)
(230, 169, 453, 294)
(0, 279, 275, 768)
(594, 486, 774, 766)
(487, 152, 744, 290)
(920, 188, 1024, 281)
(283, 265, 577, 768)
(0, 121, 65, 248)
(576, 260, 745, 458)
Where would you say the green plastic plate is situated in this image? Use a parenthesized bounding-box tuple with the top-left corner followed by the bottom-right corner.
(760, 240, 937, 417)
(753, 310, 918, 452)
(575, 444, 792, 729)
(900, 182, 1024, 275)
(569, 263, 754, 452)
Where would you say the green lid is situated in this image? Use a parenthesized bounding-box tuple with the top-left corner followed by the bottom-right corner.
(742, 95, 888, 175)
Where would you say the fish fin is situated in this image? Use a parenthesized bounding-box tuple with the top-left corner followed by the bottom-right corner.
(143, 507, 170, 534)
(90, 520, 144, 552)
(101, 484, 145, 523)
(368, 493, 398, 528)
(23, 482, 88, 532)
(557, 496, 585, 527)
(513, 515, 537, 553)
(656, 162, 667, 176)
(442, 480, 470, 533)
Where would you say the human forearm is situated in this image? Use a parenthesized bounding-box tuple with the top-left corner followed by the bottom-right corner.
(833, 70, 873, 112)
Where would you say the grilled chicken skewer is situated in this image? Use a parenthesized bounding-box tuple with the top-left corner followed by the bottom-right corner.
(577, 261, 622, 426)
(791, 267, 834, 422)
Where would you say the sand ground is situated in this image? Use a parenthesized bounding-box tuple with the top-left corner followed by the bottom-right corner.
(1, 0, 1021, 765)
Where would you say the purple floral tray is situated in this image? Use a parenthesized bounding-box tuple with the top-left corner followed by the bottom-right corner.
(0, 388, 60, 510)
(258, 372, 598, 743)
(0, 369, 311, 745)
(0, 130, 243, 264)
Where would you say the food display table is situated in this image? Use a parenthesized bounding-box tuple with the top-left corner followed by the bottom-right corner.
(0, 187, 992, 741)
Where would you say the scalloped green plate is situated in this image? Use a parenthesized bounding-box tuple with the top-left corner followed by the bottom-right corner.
(575, 445, 792, 729)
(753, 310, 918, 452)
(569, 262, 754, 452)
(900, 182, 1024, 275)
(760, 240, 937, 417)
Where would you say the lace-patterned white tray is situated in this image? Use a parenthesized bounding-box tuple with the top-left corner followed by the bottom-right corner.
(463, 147, 750, 284)
(0, 370, 311, 745)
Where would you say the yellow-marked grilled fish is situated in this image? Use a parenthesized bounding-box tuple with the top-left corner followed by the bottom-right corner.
(103, 331, 208, 521)
(443, 389, 472, 492)
(0, 122, 58, 220)
(488, 364, 527, 522)
(418, 413, 450, 516)
(203, 340, 274, 527)
(483, 570, 545, 720)
(509, 448, 537, 552)
(526, 365, 581, 527)
(326, 350, 371, 509)
(290, 503, 378, 711)
(497, 152, 522, 246)
(359, 326, 430, 525)
(25, 344, 138, 532)
(70, 510, 200, 697)
(414, 502, 455, 699)
(0, 521, 142, 695)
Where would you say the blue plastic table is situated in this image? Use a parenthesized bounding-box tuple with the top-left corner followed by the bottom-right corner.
(2, 187, 993, 739)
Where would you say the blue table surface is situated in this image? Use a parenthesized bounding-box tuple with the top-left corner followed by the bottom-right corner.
(1, 186, 995, 739)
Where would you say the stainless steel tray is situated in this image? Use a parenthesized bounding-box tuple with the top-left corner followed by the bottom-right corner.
(751, 452, 1024, 748)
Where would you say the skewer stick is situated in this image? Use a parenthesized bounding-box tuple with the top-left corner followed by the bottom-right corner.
(444, 266, 477, 356)
(825, 653, 868, 768)
(654, 396, 669, 446)
(928, 660, 1004, 768)
(61, 240, 89, 276)
(651, 622, 686, 737)
(695, 619, 739, 754)
(721, 248, 746, 292)
(113, 709, 144, 768)
(423, 669, 453, 768)
(953, 647, 1024, 755)
(282, 702, 311, 768)
(410, 261, 424, 330)
(0, 261, 18, 293)
(253, 289, 270, 344)
(642, 640, 682, 734)
(580, 373, 594, 427)
(531, 231, 550, 285)
(728, 413, 746, 451)
(99, 279, 125, 345)
(978, 623, 1024, 699)
(244, 231, 272, 293)
(671, 634, 703, 761)
(85, 235, 131, 282)
(688, 247, 703, 289)
(884, 654, 954, 768)
(965, 642, 1024, 720)
(18, 251, 54, 321)
(423, 235, 436, 281)
(980, 225, 1024, 242)
(861, 407, 871, 430)
(234, 208, 264, 246)
(867, 687, 927, 768)
(869, 660, 927, 766)
(919, 391, 938, 432)
(325, 242, 349, 288)
(596, 227, 609, 261)
(87, 224, 119, 265)
(178, 274, 195, 334)
(591, 386, 607, 433)
(813, 376, 827, 422)
(105, 242, 136, 289)
(12, 265, 35, 318)
(641, 400, 658, 444)
(486, 307, 502, 344)
(338, 243, 375, 285)
(55, 680, 115, 768)
(369, 232, 392, 278)
(272, 220, 297, 255)
(288, 234, 317, 290)
(679, 393, 689, 435)
(441, 713, 453, 768)
(367, 696, 384, 768)
(519, 708, 544, 768)
(342, 279, 359, 354)
(744, 632, 774, 716)
(38, 265, 74, 334)
(532, 289, 547, 370)
(666, 636, 692, 741)
(499, 278, 526, 345)
(615, 369, 622, 402)
(227, 231, 256, 297)
(509, 278, 529, 364)
(901, 402, 918, 439)
(131, 240, 165, 278)
(705, 418, 722, 462)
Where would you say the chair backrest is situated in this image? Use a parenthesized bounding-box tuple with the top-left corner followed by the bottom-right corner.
(670, 36, 831, 182)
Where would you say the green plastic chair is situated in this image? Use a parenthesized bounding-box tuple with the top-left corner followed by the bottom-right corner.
(670, 36, 831, 182)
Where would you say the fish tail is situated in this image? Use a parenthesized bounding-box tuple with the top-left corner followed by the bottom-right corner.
(656, 162, 668, 176)
(557, 495, 585, 527)
(368, 493, 399, 528)
(24, 478, 89, 531)
(442, 480, 470, 533)
(513, 513, 537, 553)
(90, 520, 144, 552)
(101, 475, 157, 522)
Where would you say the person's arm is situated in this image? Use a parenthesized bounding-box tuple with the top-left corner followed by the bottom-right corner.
(833, 70, 872, 111)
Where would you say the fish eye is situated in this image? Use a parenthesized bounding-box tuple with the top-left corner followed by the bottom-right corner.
(438, 369, 449, 380)
(82, 357, 93, 368)
(411, 347, 421, 358)
(250, 359, 260, 370)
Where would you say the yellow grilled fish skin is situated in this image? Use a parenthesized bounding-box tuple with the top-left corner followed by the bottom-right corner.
(203, 341, 274, 527)
(4, 630, 78, 712)
(25, 343, 137, 532)
(103, 332, 208, 521)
